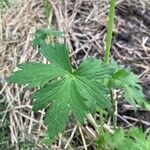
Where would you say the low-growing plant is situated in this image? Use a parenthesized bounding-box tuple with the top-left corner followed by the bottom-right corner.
(7, 0, 150, 148)
(8, 28, 114, 142)
(97, 127, 150, 150)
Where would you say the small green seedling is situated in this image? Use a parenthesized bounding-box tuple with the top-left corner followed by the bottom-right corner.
(97, 127, 150, 150)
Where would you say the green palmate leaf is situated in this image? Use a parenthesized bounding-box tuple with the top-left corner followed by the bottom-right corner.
(8, 33, 114, 142)
(109, 63, 146, 108)
(44, 96, 70, 140)
(75, 58, 114, 79)
(39, 42, 72, 72)
(32, 76, 111, 140)
(32, 74, 111, 141)
(7, 62, 66, 88)
(31, 79, 66, 111)
(33, 77, 88, 140)
(75, 76, 111, 110)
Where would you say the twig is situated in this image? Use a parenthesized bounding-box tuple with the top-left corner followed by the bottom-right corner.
(123, 115, 150, 126)
(78, 123, 88, 150)
(65, 125, 77, 149)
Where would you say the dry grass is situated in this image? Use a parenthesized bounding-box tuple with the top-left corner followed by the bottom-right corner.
(0, 0, 150, 149)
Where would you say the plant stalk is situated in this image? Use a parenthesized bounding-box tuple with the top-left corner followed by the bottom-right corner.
(104, 0, 116, 63)
(103, 0, 117, 129)
(110, 87, 117, 129)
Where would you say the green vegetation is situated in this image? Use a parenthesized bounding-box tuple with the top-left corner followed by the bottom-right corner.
(97, 127, 150, 150)
(104, 0, 116, 63)
(7, 0, 150, 149)
(8, 28, 114, 142)
(0, 0, 10, 11)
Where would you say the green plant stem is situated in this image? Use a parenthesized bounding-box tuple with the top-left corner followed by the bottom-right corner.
(98, 0, 116, 130)
(110, 87, 117, 129)
(103, 0, 117, 129)
(104, 0, 116, 63)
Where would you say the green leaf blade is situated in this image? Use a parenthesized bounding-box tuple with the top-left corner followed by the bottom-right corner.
(75, 76, 112, 110)
(110, 65, 146, 108)
(32, 78, 66, 111)
(39, 42, 72, 72)
(32, 76, 89, 140)
(45, 101, 69, 140)
(69, 80, 89, 123)
(7, 62, 66, 88)
(75, 57, 114, 79)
